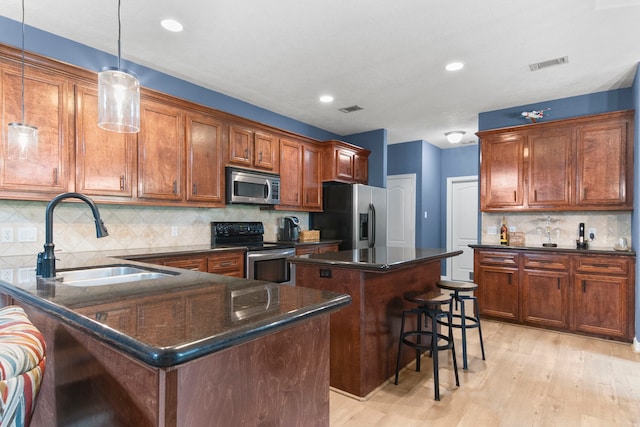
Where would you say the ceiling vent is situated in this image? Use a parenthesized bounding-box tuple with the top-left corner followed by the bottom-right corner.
(338, 105, 364, 113)
(529, 56, 569, 71)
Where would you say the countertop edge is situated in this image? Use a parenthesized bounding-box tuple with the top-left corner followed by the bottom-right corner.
(470, 244, 636, 256)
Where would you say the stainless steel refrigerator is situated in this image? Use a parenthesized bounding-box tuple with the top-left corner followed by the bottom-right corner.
(310, 183, 387, 250)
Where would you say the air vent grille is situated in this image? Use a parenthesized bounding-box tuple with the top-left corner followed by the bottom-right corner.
(338, 105, 364, 113)
(529, 56, 569, 71)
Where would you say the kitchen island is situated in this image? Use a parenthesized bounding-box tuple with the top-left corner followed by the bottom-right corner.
(0, 252, 350, 426)
(289, 247, 462, 398)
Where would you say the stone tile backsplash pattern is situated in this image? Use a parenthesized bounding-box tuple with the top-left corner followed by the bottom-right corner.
(0, 200, 308, 257)
(482, 212, 632, 250)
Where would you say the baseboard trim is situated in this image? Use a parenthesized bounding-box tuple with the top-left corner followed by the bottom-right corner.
(633, 337, 640, 354)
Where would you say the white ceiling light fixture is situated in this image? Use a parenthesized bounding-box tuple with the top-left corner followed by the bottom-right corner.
(161, 18, 184, 33)
(445, 130, 465, 144)
(7, 0, 38, 161)
(319, 95, 334, 103)
(98, 0, 140, 133)
(445, 61, 464, 72)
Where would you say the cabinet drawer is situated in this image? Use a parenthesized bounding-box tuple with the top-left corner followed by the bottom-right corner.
(478, 251, 518, 267)
(574, 255, 628, 275)
(208, 252, 245, 276)
(522, 253, 569, 271)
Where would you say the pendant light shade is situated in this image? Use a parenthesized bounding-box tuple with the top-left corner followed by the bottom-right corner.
(7, 0, 38, 160)
(98, 0, 140, 133)
(98, 67, 140, 133)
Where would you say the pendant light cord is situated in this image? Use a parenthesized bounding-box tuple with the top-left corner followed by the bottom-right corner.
(20, 0, 25, 125)
(117, 0, 122, 70)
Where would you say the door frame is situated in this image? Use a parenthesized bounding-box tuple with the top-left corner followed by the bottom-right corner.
(446, 175, 478, 280)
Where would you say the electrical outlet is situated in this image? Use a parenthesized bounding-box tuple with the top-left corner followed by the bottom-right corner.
(0, 269, 13, 283)
(1, 227, 13, 243)
(17, 227, 37, 242)
(18, 267, 35, 283)
(171, 226, 178, 237)
(588, 228, 596, 240)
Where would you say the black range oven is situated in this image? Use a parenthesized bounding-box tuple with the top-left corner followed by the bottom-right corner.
(211, 222, 295, 285)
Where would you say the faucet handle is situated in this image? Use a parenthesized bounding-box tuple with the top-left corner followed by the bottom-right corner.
(36, 252, 43, 276)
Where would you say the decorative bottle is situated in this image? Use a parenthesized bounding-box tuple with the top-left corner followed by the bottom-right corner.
(500, 217, 509, 246)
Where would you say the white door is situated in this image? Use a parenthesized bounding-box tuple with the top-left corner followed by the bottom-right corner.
(387, 174, 415, 248)
(446, 176, 478, 281)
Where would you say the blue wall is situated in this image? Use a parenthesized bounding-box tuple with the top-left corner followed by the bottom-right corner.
(343, 129, 388, 188)
(0, 16, 339, 142)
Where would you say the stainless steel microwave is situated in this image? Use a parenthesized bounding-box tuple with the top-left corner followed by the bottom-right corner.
(226, 167, 281, 205)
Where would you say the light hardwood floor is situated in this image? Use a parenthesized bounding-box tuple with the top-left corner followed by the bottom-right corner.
(330, 319, 640, 426)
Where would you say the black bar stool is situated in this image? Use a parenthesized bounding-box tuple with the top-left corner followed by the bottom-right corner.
(394, 290, 460, 401)
(436, 280, 486, 370)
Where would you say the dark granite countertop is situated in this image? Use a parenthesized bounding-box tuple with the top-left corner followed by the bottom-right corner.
(273, 239, 342, 247)
(288, 247, 463, 272)
(470, 244, 636, 257)
(0, 250, 351, 368)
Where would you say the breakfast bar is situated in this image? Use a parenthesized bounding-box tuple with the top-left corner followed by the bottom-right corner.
(289, 247, 462, 398)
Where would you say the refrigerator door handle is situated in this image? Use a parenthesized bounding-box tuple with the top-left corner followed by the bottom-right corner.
(368, 203, 376, 247)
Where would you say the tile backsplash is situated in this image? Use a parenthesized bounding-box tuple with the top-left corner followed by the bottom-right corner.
(482, 211, 632, 249)
(0, 200, 309, 257)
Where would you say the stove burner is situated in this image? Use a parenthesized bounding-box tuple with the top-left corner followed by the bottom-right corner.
(211, 221, 294, 251)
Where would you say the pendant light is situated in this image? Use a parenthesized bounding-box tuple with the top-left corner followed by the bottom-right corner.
(7, 0, 38, 161)
(98, 0, 140, 133)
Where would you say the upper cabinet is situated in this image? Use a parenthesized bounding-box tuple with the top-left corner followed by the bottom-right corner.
(75, 84, 136, 199)
(0, 57, 72, 198)
(186, 113, 225, 206)
(478, 110, 633, 212)
(277, 138, 323, 212)
(228, 125, 278, 172)
(321, 140, 370, 184)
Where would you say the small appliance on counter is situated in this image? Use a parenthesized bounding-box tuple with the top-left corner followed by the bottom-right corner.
(278, 216, 300, 241)
(576, 222, 588, 249)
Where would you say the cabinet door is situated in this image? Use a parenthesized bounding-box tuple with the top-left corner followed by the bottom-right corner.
(353, 152, 368, 184)
(335, 149, 354, 181)
(0, 61, 71, 195)
(228, 126, 252, 166)
(138, 99, 184, 200)
(302, 143, 322, 210)
(480, 133, 525, 210)
(575, 118, 631, 208)
(476, 266, 519, 320)
(527, 128, 572, 208)
(279, 138, 302, 207)
(254, 131, 277, 171)
(186, 113, 224, 205)
(573, 273, 628, 339)
(75, 85, 136, 198)
(521, 269, 569, 328)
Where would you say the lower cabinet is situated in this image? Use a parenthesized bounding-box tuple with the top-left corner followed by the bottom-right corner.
(474, 248, 635, 341)
(295, 243, 339, 256)
(134, 250, 245, 277)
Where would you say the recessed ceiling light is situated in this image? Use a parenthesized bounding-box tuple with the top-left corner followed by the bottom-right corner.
(319, 95, 334, 103)
(161, 18, 184, 32)
(445, 61, 464, 72)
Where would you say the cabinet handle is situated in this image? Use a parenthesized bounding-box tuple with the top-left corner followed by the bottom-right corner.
(557, 278, 560, 289)
(259, 152, 263, 162)
(590, 263, 609, 268)
(507, 273, 512, 285)
(244, 149, 248, 159)
(534, 190, 538, 202)
(192, 184, 197, 195)
(582, 280, 586, 292)
(53, 168, 58, 185)
(220, 261, 233, 267)
(120, 175, 125, 191)
(173, 180, 177, 195)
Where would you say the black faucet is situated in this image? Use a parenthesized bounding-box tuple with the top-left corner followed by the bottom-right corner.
(36, 192, 109, 278)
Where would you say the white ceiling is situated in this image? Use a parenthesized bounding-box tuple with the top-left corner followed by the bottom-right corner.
(2, 0, 640, 148)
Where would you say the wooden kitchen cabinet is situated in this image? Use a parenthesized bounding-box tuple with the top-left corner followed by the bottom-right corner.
(228, 125, 278, 172)
(521, 253, 569, 329)
(302, 142, 322, 211)
(207, 251, 245, 277)
(572, 255, 633, 339)
(0, 58, 72, 198)
(478, 110, 633, 212)
(137, 97, 184, 201)
(186, 113, 225, 206)
(474, 250, 519, 320)
(321, 140, 370, 184)
(273, 137, 323, 211)
(295, 243, 339, 256)
(473, 247, 635, 341)
(75, 84, 136, 199)
(279, 138, 302, 207)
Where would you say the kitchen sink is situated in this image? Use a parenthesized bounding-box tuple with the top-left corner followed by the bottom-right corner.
(57, 264, 178, 287)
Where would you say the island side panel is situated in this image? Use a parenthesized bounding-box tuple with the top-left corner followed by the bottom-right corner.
(19, 303, 161, 427)
(295, 260, 442, 398)
(175, 315, 331, 427)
